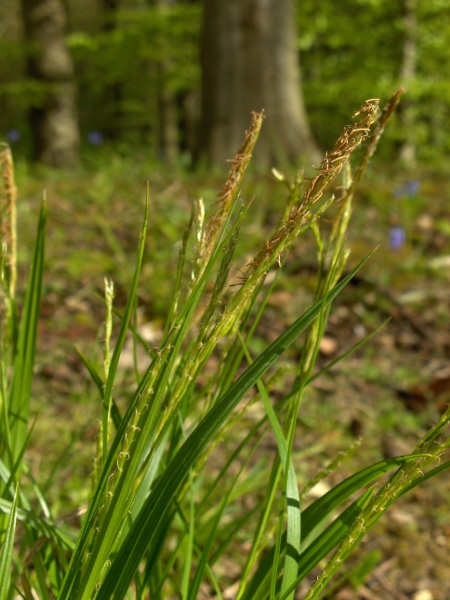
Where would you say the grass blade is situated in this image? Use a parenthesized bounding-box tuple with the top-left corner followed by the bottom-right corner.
(241, 455, 423, 600)
(57, 197, 150, 600)
(96, 252, 374, 599)
(0, 484, 19, 600)
(239, 334, 300, 600)
(100, 189, 149, 460)
(281, 487, 377, 600)
(7, 201, 46, 470)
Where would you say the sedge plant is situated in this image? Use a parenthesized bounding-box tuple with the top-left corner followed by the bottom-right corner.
(1, 92, 450, 600)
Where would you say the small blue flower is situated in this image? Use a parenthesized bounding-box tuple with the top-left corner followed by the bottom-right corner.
(6, 129, 21, 143)
(390, 226, 406, 251)
(393, 180, 420, 199)
(87, 131, 103, 146)
(405, 179, 420, 196)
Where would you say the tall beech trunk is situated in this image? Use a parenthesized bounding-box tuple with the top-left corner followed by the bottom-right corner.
(152, 0, 180, 163)
(200, 0, 321, 169)
(21, 0, 80, 168)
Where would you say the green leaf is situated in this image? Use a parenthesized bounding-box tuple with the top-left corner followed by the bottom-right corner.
(0, 497, 75, 551)
(57, 197, 150, 600)
(101, 189, 149, 459)
(399, 459, 450, 497)
(280, 487, 377, 600)
(7, 201, 46, 470)
(76, 347, 122, 430)
(0, 484, 19, 600)
(186, 427, 259, 600)
(58, 195, 243, 600)
(96, 252, 374, 599)
(241, 454, 423, 600)
(239, 335, 300, 600)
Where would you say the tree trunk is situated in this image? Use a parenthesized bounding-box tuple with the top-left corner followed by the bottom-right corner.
(156, 66, 180, 163)
(21, 0, 80, 168)
(199, 0, 321, 169)
(150, 0, 180, 163)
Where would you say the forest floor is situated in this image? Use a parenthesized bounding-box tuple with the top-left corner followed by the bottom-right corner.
(15, 156, 450, 600)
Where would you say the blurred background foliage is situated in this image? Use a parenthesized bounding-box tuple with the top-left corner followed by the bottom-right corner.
(297, 0, 450, 164)
(0, 0, 449, 168)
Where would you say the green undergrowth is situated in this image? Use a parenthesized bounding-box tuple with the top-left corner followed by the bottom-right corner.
(1, 92, 450, 600)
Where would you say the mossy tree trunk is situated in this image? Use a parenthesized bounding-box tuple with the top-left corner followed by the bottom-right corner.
(21, 0, 80, 168)
(199, 0, 321, 169)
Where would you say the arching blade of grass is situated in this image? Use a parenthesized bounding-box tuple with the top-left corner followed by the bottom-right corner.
(399, 459, 450, 496)
(180, 472, 195, 600)
(186, 423, 261, 600)
(240, 454, 426, 600)
(95, 252, 374, 599)
(279, 486, 377, 600)
(58, 195, 248, 600)
(303, 409, 450, 599)
(100, 190, 149, 460)
(55, 195, 150, 600)
(0, 497, 75, 550)
(238, 333, 300, 600)
(305, 318, 390, 388)
(0, 484, 18, 600)
(76, 347, 122, 430)
(1, 420, 36, 499)
(6, 201, 46, 473)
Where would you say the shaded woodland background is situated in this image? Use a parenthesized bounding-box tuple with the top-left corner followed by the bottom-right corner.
(1, 0, 450, 171)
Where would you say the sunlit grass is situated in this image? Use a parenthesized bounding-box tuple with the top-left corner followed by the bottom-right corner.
(1, 93, 450, 600)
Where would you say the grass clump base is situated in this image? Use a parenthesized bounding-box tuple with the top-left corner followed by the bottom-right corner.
(1, 92, 450, 600)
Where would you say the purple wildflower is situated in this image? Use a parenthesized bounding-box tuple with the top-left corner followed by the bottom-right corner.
(393, 180, 420, 198)
(390, 226, 406, 251)
(405, 180, 420, 196)
(6, 129, 21, 143)
(87, 131, 103, 146)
